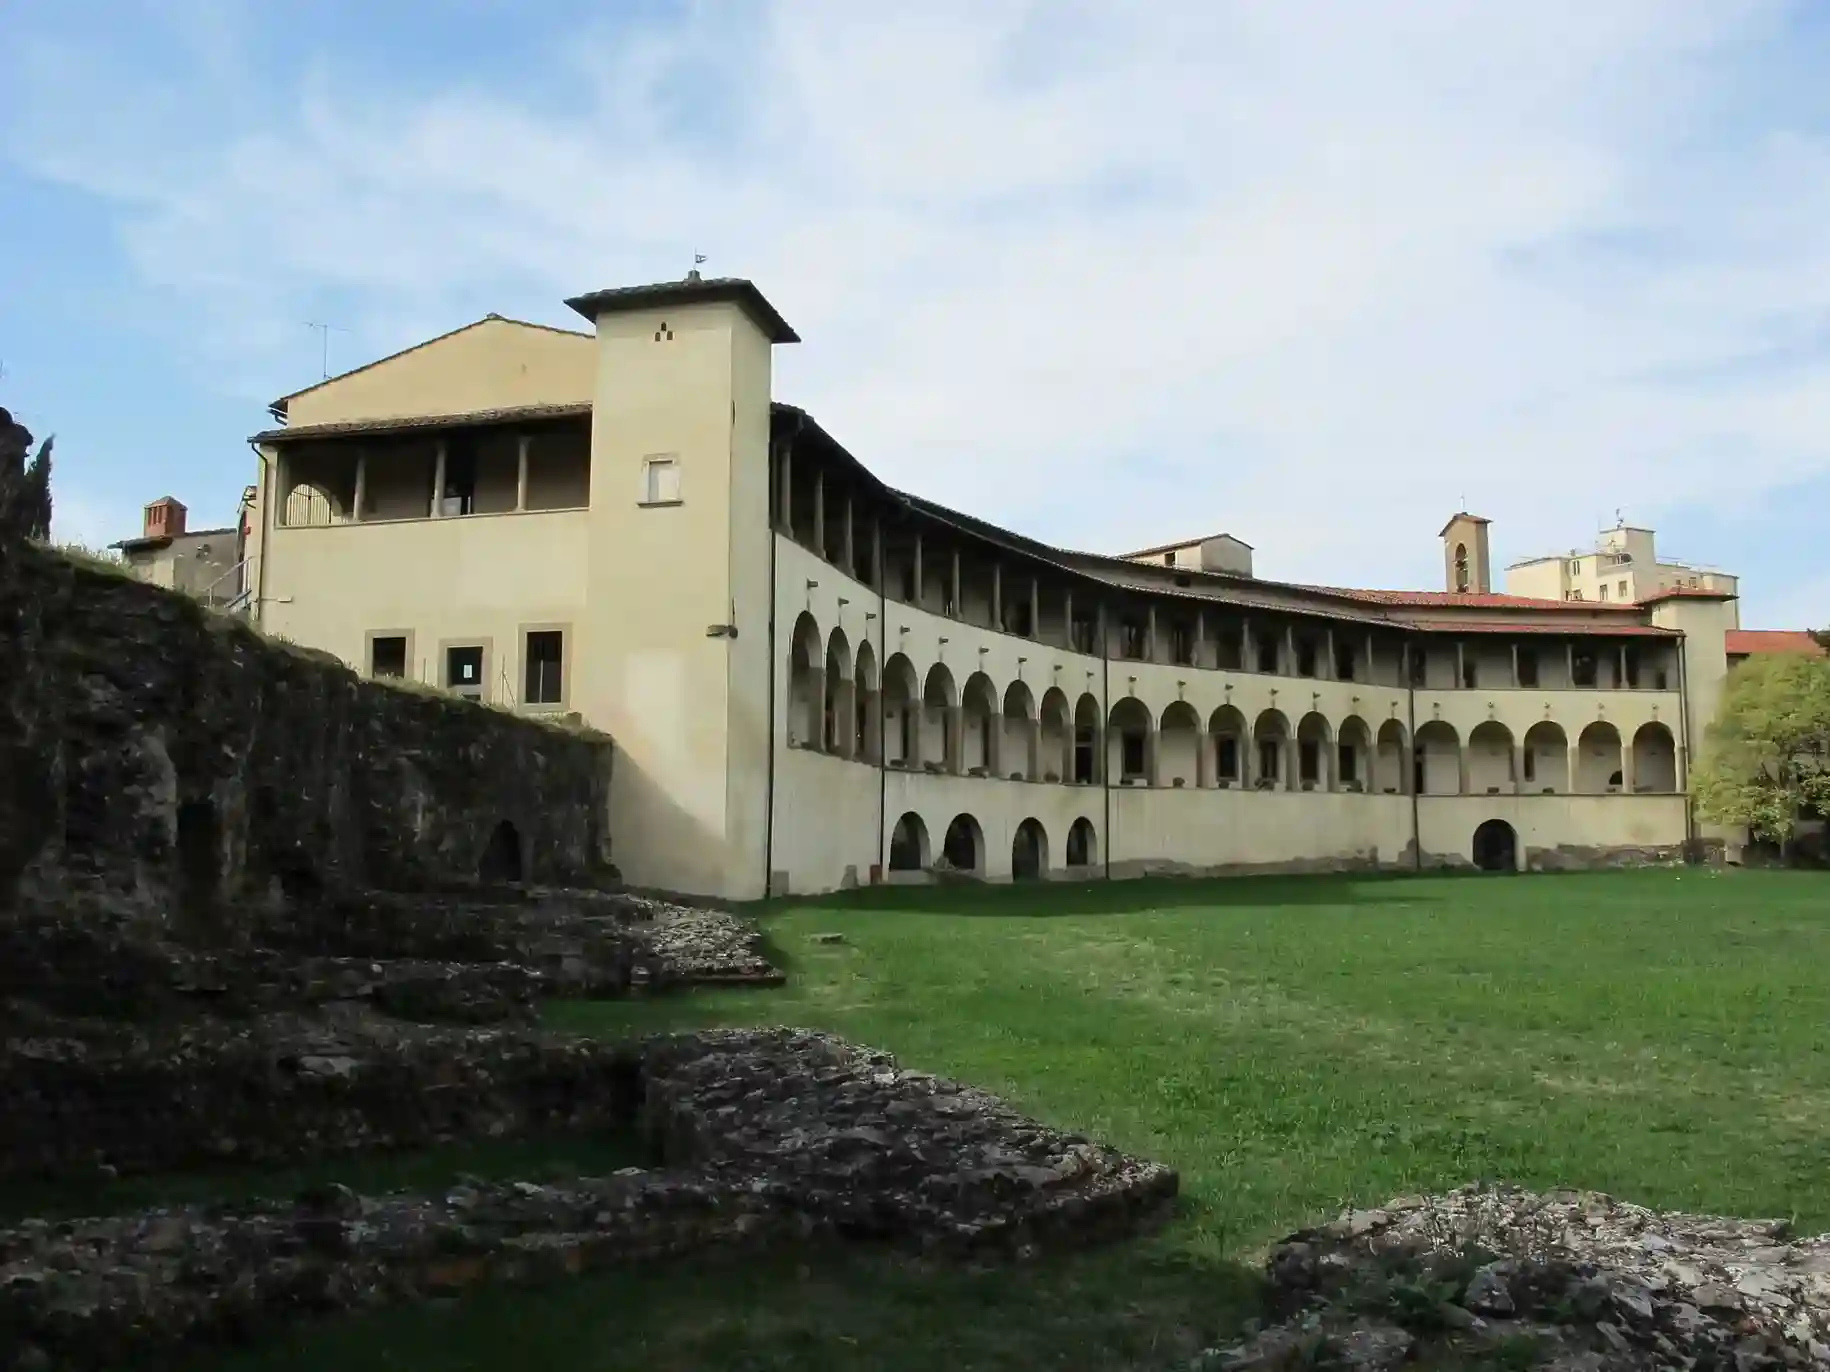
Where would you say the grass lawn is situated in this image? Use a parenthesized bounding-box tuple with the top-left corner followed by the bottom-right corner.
(174, 869, 1830, 1371)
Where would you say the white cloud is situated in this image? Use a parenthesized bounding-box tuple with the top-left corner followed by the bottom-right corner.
(9, 0, 1830, 604)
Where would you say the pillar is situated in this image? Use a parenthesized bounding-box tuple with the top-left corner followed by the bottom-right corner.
(1455, 641, 1466, 689)
(778, 440, 793, 535)
(1284, 624, 1295, 676)
(950, 548, 961, 617)
(913, 534, 923, 607)
(946, 706, 963, 774)
(1064, 589, 1075, 649)
(1030, 577, 1040, 640)
(813, 471, 825, 558)
(1146, 603, 1158, 662)
(1566, 641, 1576, 687)
(1195, 611, 1207, 668)
(844, 497, 855, 577)
(1620, 738, 1634, 793)
(1617, 644, 1628, 690)
(352, 452, 368, 523)
(1285, 736, 1300, 792)
(1513, 744, 1527, 796)
(431, 440, 447, 518)
(1324, 627, 1335, 680)
(1366, 632, 1376, 685)
(1511, 643, 1520, 688)
(1145, 724, 1160, 787)
(1196, 730, 1213, 788)
(514, 435, 530, 511)
(992, 562, 1003, 632)
(873, 519, 884, 591)
(1241, 615, 1254, 671)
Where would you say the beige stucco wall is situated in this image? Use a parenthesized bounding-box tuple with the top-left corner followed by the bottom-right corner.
(257, 509, 588, 703)
(1415, 795, 1688, 867)
(1110, 791, 1414, 873)
(772, 746, 884, 892)
(283, 319, 595, 428)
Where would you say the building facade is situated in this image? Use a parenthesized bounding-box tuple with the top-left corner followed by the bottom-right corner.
(1506, 523, 1740, 619)
(111, 495, 251, 609)
(234, 275, 1790, 901)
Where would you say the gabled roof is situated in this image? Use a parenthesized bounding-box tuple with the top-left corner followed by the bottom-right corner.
(1726, 630, 1824, 658)
(1438, 512, 1491, 536)
(266, 315, 592, 418)
(564, 275, 799, 344)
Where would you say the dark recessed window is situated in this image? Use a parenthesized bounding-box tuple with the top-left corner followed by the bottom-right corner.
(370, 635, 407, 679)
(445, 645, 484, 699)
(524, 631, 563, 705)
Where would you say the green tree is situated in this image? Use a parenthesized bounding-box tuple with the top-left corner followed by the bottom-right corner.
(1692, 652, 1830, 843)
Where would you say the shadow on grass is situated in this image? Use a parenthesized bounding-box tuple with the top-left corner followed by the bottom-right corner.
(759, 868, 1537, 919)
(176, 1237, 1265, 1372)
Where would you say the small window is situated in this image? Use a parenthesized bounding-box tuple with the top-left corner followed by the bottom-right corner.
(524, 630, 564, 705)
(1598, 585, 1610, 602)
(1165, 550, 1177, 567)
(641, 456, 681, 505)
(1567, 589, 1584, 601)
(1618, 580, 1628, 598)
(370, 635, 407, 679)
(445, 645, 485, 699)
(1567, 559, 1582, 576)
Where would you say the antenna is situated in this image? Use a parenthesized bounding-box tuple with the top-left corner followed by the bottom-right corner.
(304, 321, 349, 380)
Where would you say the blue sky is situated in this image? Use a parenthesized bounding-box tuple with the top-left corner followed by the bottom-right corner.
(6, 0, 1830, 627)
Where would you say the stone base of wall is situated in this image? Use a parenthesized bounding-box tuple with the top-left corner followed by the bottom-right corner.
(1523, 843, 1688, 872)
(1107, 851, 1396, 881)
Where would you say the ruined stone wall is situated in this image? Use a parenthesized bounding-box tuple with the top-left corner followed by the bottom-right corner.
(0, 540, 614, 930)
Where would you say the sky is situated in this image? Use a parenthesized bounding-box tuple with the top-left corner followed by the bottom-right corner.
(6, 1, 1830, 629)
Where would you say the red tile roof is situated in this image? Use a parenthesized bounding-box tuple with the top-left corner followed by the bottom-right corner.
(1637, 586, 1737, 605)
(1726, 630, 1824, 658)
(1407, 619, 1678, 637)
(1305, 587, 1642, 612)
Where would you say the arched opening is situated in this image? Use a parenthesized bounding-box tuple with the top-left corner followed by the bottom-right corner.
(1337, 715, 1372, 792)
(1252, 709, 1291, 790)
(1576, 721, 1623, 793)
(853, 641, 880, 763)
(1072, 693, 1102, 784)
(1413, 720, 1462, 795)
(1208, 704, 1248, 788)
(1065, 817, 1098, 869)
(282, 481, 341, 528)
(787, 612, 823, 750)
(479, 819, 524, 884)
(941, 813, 984, 874)
(1001, 680, 1038, 781)
(1158, 701, 1201, 788)
(175, 798, 221, 920)
(1107, 697, 1154, 785)
(882, 654, 920, 767)
(1522, 721, 1569, 793)
(1374, 719, 1408, 794)
(1632, 721, 1678, 792)
(921, 664, 957, 772)
(888, 812, 930, 871)
(1467, 720, 1516, 796)
(1472, 818, 1518, 873)
(1296, 712, 1332, 791)
(1038, 688, 1071, 783)
(1454, 542, 1470, 593)
(961, 673, 999, 775)
(1012, 818, 1048, 880)
(824, 628, 854, 757)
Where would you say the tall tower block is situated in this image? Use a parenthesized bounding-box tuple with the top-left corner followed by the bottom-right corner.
(1440, 512, 1492, 594)
(565, 276, 799, 898)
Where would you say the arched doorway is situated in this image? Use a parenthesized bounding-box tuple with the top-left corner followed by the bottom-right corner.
(1472, 819, 1517, 873)
(942, 813, 983, 874)
(1065, 817, 1098, 868)
(479, 819, 524, 884)
(888, 812, 929, 871)
(1012, 818, 1048, 880)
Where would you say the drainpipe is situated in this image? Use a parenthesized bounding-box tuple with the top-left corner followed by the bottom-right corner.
(1102, 604, 1112, 882)
(1406, 631, 1421, 872)
(877, 521, 887, 883)
(247, 442, 272, 623)
(1675, 634, 1697, 861)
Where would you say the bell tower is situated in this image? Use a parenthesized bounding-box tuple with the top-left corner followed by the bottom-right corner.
(1440, 512, 1491, 594)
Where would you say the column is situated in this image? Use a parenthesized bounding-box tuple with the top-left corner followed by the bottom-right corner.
(1617, 644, 1628, 690)
(873, 519, 884, 591)
(992, 562, 1003, 631)
(1365, 632, 1376, 685)
(813, 472, 825, 557)
(985, 708, 1003, 777)
(1284, 624, 1295, 676)
(1145, 724, 1160, 786)
(1455, 641, 1466, 689)
(1241, 615, 1254, 671)
(352, 451, 368, 523)
(844, 497, 855, 576)
(1457, 740, 1470, 794)
(1097, 602, 1108, 657)
(1029, 577, 1040, 640)
(1569, 742, 1583, 793)
(431, 440, 447, 518)
(514, 435, 531, 511)
(1285, 736, 1300, 792)
(1513, 744, 1527, 796)
(1064, 589, 1075, 649)
(1146, 604, 1158, 661)
(913, 534, 923, 607)
(777, 440, 793, 535)
(950, 548, 961, 617)
(1565, 642, 1576, 687)
(1620, 740, 1635, 793)
(1324, 627, 1335, 680)
(833, 677, 855, 759)
(1195, 611, 1207, 668)
(861, 684, 882, 764)
(1196, 730, 1213, 788)
(1511, 643, 1520, 688)
(945, 706, 963, 774)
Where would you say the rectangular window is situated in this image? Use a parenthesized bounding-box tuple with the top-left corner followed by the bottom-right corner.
(1218, 736, 1239, 781)
(1571, 648, 1598, 688)
(1517, 650, 1539, 687)
(1567, 589, 1584, 601)
(524, 630, 564, 705)
(369, 635, 407, 679)
(444, 644, 484, 699)
(641, 455, 681, 505)
(1567, 559, 1582, 576)
(1597, 584, 1610, 602)
(1165, 550, 1177, 566)
(441, 439, 478, 516)
(1618, 580, 1628, 599)
(1121, 732, 1146, 779)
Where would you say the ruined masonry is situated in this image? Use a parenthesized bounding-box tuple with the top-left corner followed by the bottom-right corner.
(0, 413, 1176, 1369)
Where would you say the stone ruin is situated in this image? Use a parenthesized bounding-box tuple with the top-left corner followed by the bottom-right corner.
(0, 422, 1178, 1368)
(1203, 1185, 1830, 1370)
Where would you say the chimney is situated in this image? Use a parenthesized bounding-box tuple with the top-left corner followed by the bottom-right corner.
(144, 496, 187, 540)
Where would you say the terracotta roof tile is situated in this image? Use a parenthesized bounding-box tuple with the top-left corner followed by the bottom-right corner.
(251, 402, 591, 444)
(1302, 587, 1643, 612)
(1726, 630, 1824, 657)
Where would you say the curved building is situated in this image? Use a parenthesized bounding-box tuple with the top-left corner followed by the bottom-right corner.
(244, 275, 1745, 899)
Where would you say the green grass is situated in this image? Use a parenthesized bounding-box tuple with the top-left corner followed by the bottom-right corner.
(154, 869, 1830, 1369)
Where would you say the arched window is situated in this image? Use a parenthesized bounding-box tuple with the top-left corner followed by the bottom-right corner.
(1012, 818, 1048, 880)
(1065, 817, 1098, 868)
(1454, 542, 1470, 593)
(941, 814, 984, 874)
(888, 812, 929, 871)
